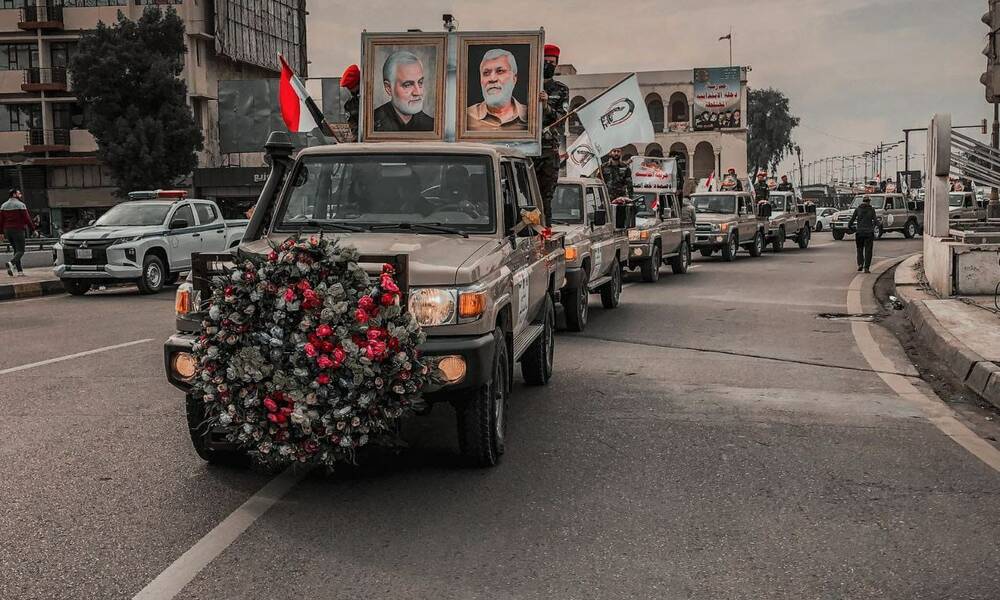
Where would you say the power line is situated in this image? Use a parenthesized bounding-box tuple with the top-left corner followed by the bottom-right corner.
(797, 123, 878, 147)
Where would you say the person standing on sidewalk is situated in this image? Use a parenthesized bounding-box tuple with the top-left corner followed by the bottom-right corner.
(0, 189, 35, 277)
(848, 195, 877, 273)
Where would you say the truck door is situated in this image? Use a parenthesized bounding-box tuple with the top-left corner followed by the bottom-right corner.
(660, 193, 682, 255)
(584, 185, 609, 277)
(883, 196, 899, 228)
(167, 203, 199, 270)
(194, 202, 224, 252)
(512, 159, 547, 329)
(738, 195, 756, 241)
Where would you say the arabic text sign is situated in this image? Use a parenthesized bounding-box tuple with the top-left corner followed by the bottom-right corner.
(692, 67, 742, 131)
(629, 155, 676, 191)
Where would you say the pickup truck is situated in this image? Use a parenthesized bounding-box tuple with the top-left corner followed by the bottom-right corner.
(690, 191, 767, 261)
(830, 193, 923, 240)
(763, 191, 816, 251)
(949, 191, 986, 222)
(627, 189, 694, 282)
(551, 177, 629, 331)
(53, 191, 247, 295)
(164, 138, 567, 468)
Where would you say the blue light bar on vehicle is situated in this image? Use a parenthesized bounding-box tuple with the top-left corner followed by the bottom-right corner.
(128, 190, 188, 200)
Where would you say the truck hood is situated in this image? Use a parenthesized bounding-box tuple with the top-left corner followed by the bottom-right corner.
(62, 225, 164, 241)
(695, 213, 738, 225)
(553, 224, 588, 245)
(248, 233, 501, 287)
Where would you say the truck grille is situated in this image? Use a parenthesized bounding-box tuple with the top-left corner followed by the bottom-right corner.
(695, 224, 714, 232)
(62, 239, 114, 266)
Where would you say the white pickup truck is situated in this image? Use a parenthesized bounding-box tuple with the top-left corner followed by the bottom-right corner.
(53, 190, 247, 295)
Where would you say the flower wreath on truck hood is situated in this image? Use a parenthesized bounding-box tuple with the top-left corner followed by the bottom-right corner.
(191, 235, 437, 470)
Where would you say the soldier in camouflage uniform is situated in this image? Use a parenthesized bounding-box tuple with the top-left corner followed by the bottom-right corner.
(753, 172, 770, 203)
(601, 147, 634, 200)
(340, 64, 360, 141)
(534, 44, 568, 226)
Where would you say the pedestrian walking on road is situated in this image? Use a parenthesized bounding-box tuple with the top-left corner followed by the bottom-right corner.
(0, 188, 35, 276)
(848, 195, 877, 273)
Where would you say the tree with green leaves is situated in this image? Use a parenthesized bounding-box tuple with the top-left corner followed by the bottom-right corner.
(747, 88, 799, 175)
(70, 7, 203, 196)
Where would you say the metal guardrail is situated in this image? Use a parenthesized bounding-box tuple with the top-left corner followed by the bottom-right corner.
(0, 237, 58, 253)
(952, 130, 1000, 190)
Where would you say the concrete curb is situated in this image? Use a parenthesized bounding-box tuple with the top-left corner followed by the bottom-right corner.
(0, 278, 64, 301)
(894, 254, 1000, 410)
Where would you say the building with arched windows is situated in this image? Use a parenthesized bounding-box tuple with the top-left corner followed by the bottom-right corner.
(557, 66, 748, 186)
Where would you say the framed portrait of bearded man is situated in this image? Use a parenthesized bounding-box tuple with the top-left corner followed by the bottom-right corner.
(456, 31, 543, 144)
(361, 32, 447, 141)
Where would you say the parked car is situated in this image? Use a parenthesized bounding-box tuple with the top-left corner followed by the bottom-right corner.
(165, 140, 567, 468)
(830, 193, 923, 240)
(690, 191, 767, 261)
(53, 191, 247, 295)
(551, 177, 630, 331)
(627, 189, 695, 281)
(815, 207, 837, 232)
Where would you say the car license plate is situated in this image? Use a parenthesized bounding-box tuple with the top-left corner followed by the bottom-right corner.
(76, 249, 92, 259)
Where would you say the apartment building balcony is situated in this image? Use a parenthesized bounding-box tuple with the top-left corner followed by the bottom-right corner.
(25, 128, 70, 153)
(22, 67, 67, 93)
(18, 5, 64, 30)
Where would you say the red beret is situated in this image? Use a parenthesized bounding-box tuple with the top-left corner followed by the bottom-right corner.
(544, 44, 560, 59)
(340, 64, 360, 90)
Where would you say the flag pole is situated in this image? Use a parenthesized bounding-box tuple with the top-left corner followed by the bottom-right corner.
(729, 27, 733, 67)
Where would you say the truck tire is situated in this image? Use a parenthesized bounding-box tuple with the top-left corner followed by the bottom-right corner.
(903, 220, 917, 239)
(137, 254, 166, 294)
(815, 221, 823, 232)
(797, 225, 811, 249)
(771, 227, 785, 252)
(600, 258, 622, 308)
(832, 230, 845, 241)
(521, 295, 554, 386)
(562, 269, 588, 332)
(63, 280, 90, 296)
(457, 328, 509, 467)
(186, 394, 248, 467)
(721, 234, 737, 261)
(748, 231, 764, 257)
(640, 246, 661, 282)
(699, 248, 714, 258)
(670, 240, 691, 274)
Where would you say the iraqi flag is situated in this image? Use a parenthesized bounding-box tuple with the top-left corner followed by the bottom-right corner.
(278, 54, 319, 134)
(574, 73, 654, 157)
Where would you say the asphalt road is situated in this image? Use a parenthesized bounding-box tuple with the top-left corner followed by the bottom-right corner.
(3, 231, 1000, 599)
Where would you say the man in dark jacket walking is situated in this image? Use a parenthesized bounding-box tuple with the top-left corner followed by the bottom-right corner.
(848, 195, 878, 273)
(0, 189, 36, 276)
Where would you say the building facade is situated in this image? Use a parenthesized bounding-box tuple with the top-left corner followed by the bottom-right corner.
(556, 66, 748, 185)
(0, 0, 307, 234)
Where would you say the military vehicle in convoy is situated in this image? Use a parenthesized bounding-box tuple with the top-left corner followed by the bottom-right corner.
(550, 177, 630, 331)
(762, 190, 816, 251)
(830, 193, 924, 240)
(690, 191, 767, 261)
(626, 188, 695, 281)
(165, 137, 567, 467)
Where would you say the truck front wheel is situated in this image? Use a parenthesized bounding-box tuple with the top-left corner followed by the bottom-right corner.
(722, 234, 737, 261)
(600, 258, 622, 308)
(797, 225, 811, 249)
(457, 328, 509, 467)
(670, 241, 691, 274)
(521, 295, 555, 386)
(748, 231, 764, 257)
(903, 220, 917, 239)
(832, 230, 845, 241)
(62, 280, 90, 296)
(641, 247, 661, 282)
(562, 269, 588, 332)
(137, 255, 166, 294)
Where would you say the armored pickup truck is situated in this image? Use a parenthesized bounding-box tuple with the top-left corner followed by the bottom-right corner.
(830, 193, 923, 240)
(550, 177, 629, 331)
(763, 191, 816, 251)
(690, 191, 767, 261)
(626, 189, 694, 282)
(165, 137, 567, 468)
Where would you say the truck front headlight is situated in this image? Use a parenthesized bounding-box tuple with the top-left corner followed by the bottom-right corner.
(408, 288, 457, 326)
(111, 236, 143, 246)
(628, 229, 649, 241)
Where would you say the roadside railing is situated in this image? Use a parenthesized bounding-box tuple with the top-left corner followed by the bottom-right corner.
(0, 237, 59, 253)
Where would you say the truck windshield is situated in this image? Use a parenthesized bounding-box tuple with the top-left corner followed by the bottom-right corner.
(692, 195, 736, 214)
(95, 204, 171, 226)
(768, 196, 789, 212)
(949, 193, 966, 207)
(551, 184, 584, 223)
(275, 154, 495, 233)
(849, 196, 886, 209)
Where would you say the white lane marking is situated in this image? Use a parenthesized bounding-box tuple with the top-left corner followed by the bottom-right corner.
(848, 258, 1000, 472)
(132, 467, 310, 600)
(0, 339, 153, 376)
(1, 294, 63, 305)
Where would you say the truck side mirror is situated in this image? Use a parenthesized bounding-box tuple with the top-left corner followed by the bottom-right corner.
(88, 219, 96, 226)
(806, 204, 816, 214)
(613, 203, 634, 229)
(169, 218, 189, 230)
(593, 208, 608, 227)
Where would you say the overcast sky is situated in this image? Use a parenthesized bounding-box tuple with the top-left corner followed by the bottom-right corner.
(307, 0, 991, 176)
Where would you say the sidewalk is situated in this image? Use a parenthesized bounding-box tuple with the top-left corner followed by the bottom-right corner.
(895, 255, 1000, 409)
(0, 266, 64, 301)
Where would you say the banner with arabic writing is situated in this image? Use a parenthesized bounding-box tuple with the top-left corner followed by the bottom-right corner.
(692, 67, 742, 131)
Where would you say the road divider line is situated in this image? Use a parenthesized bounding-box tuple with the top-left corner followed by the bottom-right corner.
(132, 466, 310, 600)
(848, 257, 1000, 473)
(0, 339, 153, 376)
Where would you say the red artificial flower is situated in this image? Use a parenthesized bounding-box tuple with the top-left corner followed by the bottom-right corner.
(354, 308, 370, 324)
(332, 347, 347, 366)
(317, 355, 334, 369)
(283, 288, 296, 303)
(320, 341, 335, 353)
(366, 340, 387, 361)
(224, 286, 234, 296)
(304, 439, 320, 453)
(380, 292, 397, 307)
(380, 273, 400, 294)
(304, 343, 318, 358)
(280, 406, 293, 416)
(274, 429, 288, 442)
(267, 412, 286, 424)
(296, 280, 312, 292)
(358, 296, 376, 313)
(316, 373, 331, 385)
(309, 236, 319, 247)
(352, 334, 367, 347)
(367, 327, 385, 342)
(308, 334, 321, 346)
(267, 250, 279, 262)
(382, 263, 395, 275)
(316, 324, 333, 338)
(263, 397, 278, 413)
(387, 337, 400, 351)
(399, 369, 411, 381)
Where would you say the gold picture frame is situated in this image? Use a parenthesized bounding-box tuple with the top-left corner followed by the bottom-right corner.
(361, 32, 447, 141)
(455, 31, 543, 144)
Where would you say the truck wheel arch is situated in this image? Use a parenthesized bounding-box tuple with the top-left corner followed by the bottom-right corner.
(146, 246, 170, 274)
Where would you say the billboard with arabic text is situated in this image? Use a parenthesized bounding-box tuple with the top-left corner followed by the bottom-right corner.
(692, 67, 742, 131)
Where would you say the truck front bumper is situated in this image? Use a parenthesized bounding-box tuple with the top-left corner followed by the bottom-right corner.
(163, 330, 497, 399)
(55, 263, 142, 280)
(693, 234, 727, 249)
(627, 241, 655, 266)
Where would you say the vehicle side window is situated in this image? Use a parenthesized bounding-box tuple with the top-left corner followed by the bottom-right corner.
(597, 186, 611, 212)
(500, 161, 517, 230)
(884, 198, 894, 210)
(737, 197, 747, 214)
(966, 195, 973, 208)
(662, 194, 676, 219)
(194, 203, 218, 225)
(584, 187, 599, 220)
(173, 204, 194, 228)
(512, 160, 535, 209)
